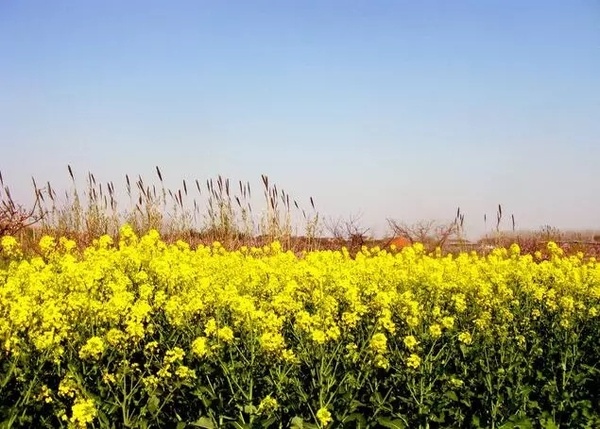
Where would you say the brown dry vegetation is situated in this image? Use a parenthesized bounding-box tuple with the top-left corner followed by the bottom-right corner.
(1, 165, 599, 258)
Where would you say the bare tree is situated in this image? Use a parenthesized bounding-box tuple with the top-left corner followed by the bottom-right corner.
(386, 212, 462, 250)
(324, 212, 370, 248)
(1, 174, 46, 236)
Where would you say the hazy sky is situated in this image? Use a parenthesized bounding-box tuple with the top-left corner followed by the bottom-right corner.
(1, 1, 599, 239)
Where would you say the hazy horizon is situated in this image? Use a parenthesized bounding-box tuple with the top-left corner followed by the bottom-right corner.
(1, 1, 599, 240)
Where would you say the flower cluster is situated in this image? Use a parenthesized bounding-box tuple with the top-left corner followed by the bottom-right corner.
(1, 227, 599, 427)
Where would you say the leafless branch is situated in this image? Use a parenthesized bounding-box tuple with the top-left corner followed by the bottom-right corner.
(1, 179, 46, 236)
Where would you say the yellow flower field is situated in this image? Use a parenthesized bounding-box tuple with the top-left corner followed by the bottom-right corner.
(1, 226, 599, 428)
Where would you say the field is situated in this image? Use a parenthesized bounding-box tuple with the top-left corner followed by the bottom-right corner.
(1, 167, 600, 428)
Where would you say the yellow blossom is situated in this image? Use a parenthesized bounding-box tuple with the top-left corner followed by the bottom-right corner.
(191, 337, 209, 358)
(341, 311, 360, 328)
(316, 407, 333, 427)
(175, 365, 197, 380)
(369, 332, 388, 354)
(406, 353, 421, 369)
(311, 329, 327, 345)
(441, 316, 455, 330)
(373, 354, 390, 369)
(78, 336, 105, 361)
(260, 331, 286, 354)
(458, 332, 472, 345)
(105, 329, 126, 348)
(406, 315, 420, 328)
(58, 375, 79, 399)
(144, 341, 159, 353)
(452, 294, 467, 313)
(102, 372, 116, 385)
(403, 335, 419, 350)
(282, 349, 299, 364)
(326, 325, 341, 341)
(217, 326, 234, 343)
(0, 236, 21, 258)
(257, 395, 279, 415)
(142, 375, 159, 391)
(39, 235, 56, 256)
(204, 318, 218, 336)
(428, 324, 442, 339)
(165, 347, 185, 363)
(70, 398, 97, 428)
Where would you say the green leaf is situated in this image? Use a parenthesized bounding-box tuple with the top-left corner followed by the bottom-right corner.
(499, 413, 533, 429)
(430, 412, 446, 424)
(243, 404, 258, 415)
(540, 417, 559, 429)
(147, 394, 160, 415)
(176, 423, 187, 429)
(261, 417, 278, 428)
(290, 417, 319, 429)
(191, 416, 216, 428)
(0, 358, 17, 389)
(342, 413, 367, 427)
(376, 417, 407, 429)
(290, 417, 305, 429)
(95, 409, 112, 428)
(445, 390, 458, 402)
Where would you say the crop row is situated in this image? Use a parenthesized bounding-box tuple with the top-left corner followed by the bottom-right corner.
(1, 227, 599, 428)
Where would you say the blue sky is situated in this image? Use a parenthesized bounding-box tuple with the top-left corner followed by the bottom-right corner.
(1, 1, 599, 239)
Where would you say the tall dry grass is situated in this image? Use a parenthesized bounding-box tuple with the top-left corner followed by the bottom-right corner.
(1, 166, 599, 257)
(0, 165, 323, 254)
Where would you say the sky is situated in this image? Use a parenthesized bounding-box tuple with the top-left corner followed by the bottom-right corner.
(1, 1, 599, 239)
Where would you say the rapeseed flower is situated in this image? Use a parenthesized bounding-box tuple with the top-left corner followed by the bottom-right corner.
(217, 326, 234, 343)
(458, 332, 472, 345)
(102, 372, 116, 385)
(204, 318, 218, 336)
(452, 293, 467, 313)
(316, 407, 333, 427)
(175, 365, 197, 380)
(406, 315, 420, 328)
(164, 347, 185, 363)
(407, 353, 422, 369)
(39, 235, 56, 256)
(79, 336, 105, 361)
(191, 336, 209, 358)
(369, 332, 388, 354)
(341, 311, 360, 328)
(2, 228, 600, 427)
(142, 375, 159, 391)
(281, 349, 299, 364)
(428, 324, 442, 339)
(70, 398, 97, 428)
(373, 354, 390, 369)
(257, 395, 279, 415)
(36, 385, 53, 404)
(144, 341, 159, 353)
(260, 331, 285, 354)
(0, 236, 21, 258)
(311, 329, 327, 345)
(105, 329, 126, 348)
(403, 335, 419, 350)
(441, 316, 455, 330)
(58, 375, 78, 399)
